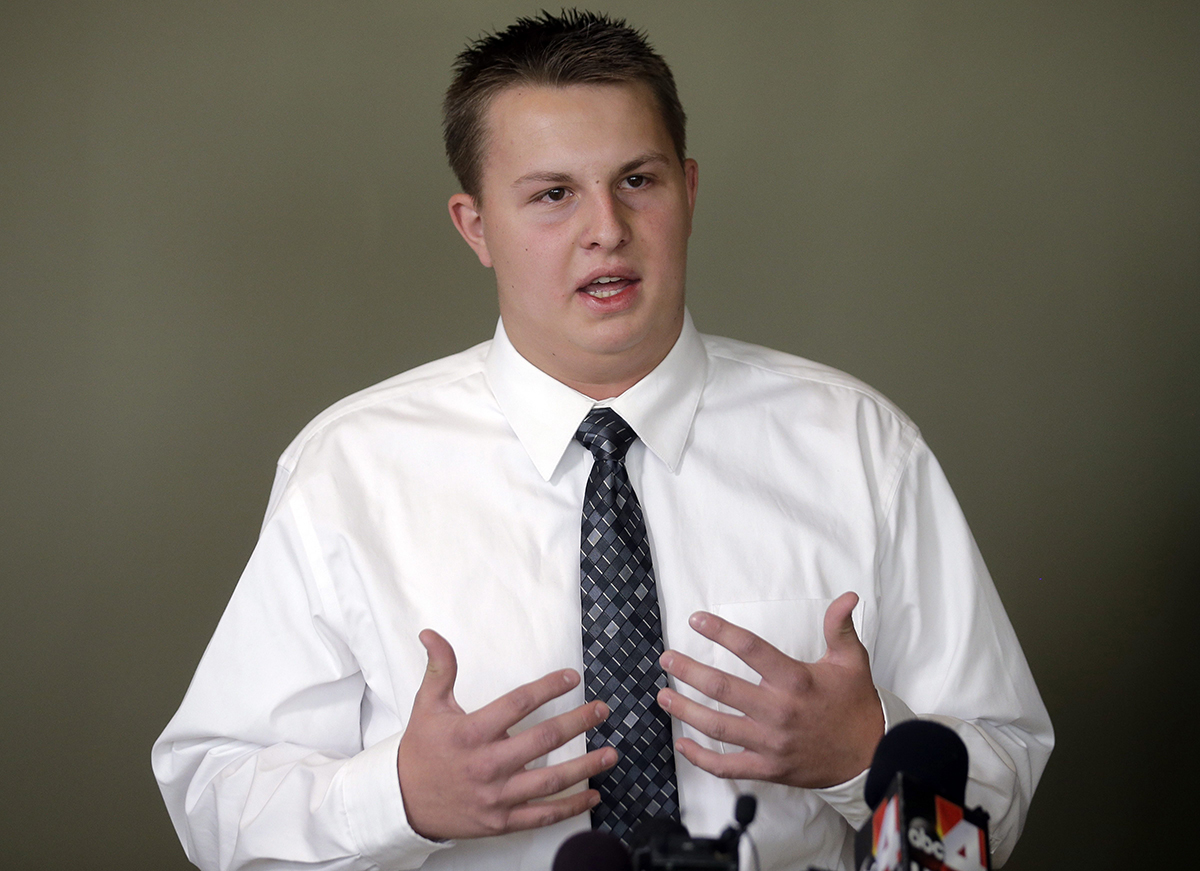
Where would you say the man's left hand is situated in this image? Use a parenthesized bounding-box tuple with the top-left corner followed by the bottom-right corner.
(657, 591, 884, 790)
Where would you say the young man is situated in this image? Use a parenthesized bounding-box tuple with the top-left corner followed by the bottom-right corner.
(154, 12, 1052, 870)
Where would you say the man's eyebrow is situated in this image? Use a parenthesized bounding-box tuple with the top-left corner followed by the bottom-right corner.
(617, 151, 672, 176)
(510, 152, 673, 189)
(511, 170, 575, 188)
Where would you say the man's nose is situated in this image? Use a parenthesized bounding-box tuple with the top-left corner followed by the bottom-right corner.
(580, 189, 630, 251)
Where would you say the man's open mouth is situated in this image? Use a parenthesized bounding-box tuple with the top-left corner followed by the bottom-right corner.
(581, 276, 635, 298)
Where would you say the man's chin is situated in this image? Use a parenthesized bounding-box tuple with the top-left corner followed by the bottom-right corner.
(562, 334, 678, 391)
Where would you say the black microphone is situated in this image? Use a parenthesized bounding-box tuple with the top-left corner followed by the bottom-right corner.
(629, 816, 692, 870)
(630, 799, 754, 870)
(563, 796, 756, 871)
(716, 794, 757, 854)
(552, 829, 633, 871)
(855, 720, 991, 871)
(864, 719, 969, 810)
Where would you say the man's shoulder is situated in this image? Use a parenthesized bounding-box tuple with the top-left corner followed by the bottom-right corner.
(699, 332, 915, 429)
(277, 340, 493, 472)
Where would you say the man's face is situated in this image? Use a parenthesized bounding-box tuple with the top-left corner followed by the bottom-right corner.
(449, 83, 698, 398)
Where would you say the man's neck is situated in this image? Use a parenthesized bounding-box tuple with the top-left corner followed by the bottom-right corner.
(502, 315, 685, 401)
(517, 345, 674, 401)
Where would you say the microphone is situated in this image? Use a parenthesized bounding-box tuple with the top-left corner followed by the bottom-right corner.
(630, 796, 754, 870)
(854, 720, 991, 871)
(864, 719, 969, 810)
(557, 794, 757, 870)
(629, 816, 690, 854)
(552, 830, 633, 871)
(716, 794, 757, 854)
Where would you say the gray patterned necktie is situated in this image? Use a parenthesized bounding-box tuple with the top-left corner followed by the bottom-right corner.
(575, 407, 680, 844)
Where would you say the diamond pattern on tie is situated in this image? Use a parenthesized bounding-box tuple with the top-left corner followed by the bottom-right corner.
(576, 408, 680, 844)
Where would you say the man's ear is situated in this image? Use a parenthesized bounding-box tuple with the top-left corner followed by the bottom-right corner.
(448, 193, 493, 268)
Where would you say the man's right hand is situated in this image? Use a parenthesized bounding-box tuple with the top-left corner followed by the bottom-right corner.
(396, 629, 617, 841)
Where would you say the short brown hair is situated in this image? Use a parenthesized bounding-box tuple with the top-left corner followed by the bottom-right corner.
(443, 10, 687, 200)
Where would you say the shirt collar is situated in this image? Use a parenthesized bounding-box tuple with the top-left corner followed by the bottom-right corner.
(484, 311, 708, 481)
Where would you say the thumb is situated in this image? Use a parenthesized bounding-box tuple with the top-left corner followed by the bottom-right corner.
(414, 628, 460, 709)
(822, 591, 864, 660)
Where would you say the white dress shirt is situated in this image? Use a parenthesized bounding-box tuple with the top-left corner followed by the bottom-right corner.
(153, 312, 1052, 871)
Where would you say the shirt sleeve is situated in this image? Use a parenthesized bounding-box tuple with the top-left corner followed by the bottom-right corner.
(151, 478, 449, 871)
(822, 437, 1053, 866)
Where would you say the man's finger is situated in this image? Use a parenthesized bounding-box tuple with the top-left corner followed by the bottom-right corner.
(821, 592, 863, 659)
(659, 649, 771, 719)
(656, 685, 760, 749)
(680, 611, 797, 685)
(672, 736, 773, 782)
(502, 746, 617, 805)
(470, 668, 582, 741)
(415, 629, 460, 708)
(500, 699, 610, 769)
(500, 787, 603, 834)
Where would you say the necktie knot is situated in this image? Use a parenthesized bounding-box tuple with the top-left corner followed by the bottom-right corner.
(576, 407, 637, 462)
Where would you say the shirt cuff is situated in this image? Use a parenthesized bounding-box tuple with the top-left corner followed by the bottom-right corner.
(341, 732, 453, 870)
(812, 686, 916, 830)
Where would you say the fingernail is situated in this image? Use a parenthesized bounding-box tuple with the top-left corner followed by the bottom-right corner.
(660, 651, 675, 670)
(689, 612, 707, 630)
(658, 690, 671, 711)
(595, 701, 610, 719)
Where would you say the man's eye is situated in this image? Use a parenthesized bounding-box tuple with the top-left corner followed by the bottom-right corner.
(625, 175, 647, 189)
(543, 188, 568, 202)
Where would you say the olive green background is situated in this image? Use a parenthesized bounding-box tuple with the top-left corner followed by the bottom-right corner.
(2, 2, 1197, 867)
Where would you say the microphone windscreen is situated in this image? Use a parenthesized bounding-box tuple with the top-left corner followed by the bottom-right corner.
(864, 719, 969, 810)
(551, 830, 632, 871)
(734, 794, 757, 828)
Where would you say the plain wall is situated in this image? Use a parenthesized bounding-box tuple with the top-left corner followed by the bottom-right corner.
(2, 1, 1197, 867)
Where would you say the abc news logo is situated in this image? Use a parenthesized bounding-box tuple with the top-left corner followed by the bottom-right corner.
(907, 818, 985, 870)
(865, 797, 987, 871)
